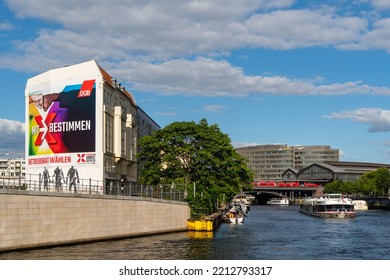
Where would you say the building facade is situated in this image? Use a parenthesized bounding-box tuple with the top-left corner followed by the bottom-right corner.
(283, 161, 390, 183)
(137, 107, 160, 145)
(236, 144, 339, 180)
(25, 60, 159, 192)
(0, 158, 25, 179)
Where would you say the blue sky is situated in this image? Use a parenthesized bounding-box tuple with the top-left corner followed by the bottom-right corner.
(1, 0, 390, 163)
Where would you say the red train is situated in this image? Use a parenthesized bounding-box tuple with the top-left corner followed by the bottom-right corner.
(252, 181, 320, 187)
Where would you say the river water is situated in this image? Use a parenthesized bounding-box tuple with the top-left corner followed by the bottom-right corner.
(1, 205, 390, 260)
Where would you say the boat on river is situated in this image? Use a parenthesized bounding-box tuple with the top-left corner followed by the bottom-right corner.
(352, 200, 368, 211)
(267, 197, 289, 205)
(223, 204, 245, 224)
(232, 194, 254, 206)
(299, 193, 356, 219)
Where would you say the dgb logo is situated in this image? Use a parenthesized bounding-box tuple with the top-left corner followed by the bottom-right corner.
(79, 89, 91, 97)
(78, 80, 95, 98)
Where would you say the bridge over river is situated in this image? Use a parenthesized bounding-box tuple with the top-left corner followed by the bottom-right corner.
(245, 183, 323, 204)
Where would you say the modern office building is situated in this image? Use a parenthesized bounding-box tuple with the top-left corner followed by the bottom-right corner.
(25, 60, 159, 191)
(235, 144, 339, 180)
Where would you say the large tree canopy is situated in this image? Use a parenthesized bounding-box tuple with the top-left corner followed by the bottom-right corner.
(138, 119, 254, 212)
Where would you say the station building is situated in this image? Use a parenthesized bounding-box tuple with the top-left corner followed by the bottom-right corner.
(282, 161, 390, 183)
(25, 60, 159, 192)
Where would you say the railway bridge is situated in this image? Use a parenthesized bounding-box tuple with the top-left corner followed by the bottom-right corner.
(245, 181, 325, 204)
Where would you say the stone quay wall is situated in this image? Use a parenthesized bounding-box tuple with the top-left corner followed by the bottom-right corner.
(0, 189, 190, 252)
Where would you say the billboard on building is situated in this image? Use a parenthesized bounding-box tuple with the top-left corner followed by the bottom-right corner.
(25, 61, 103, 186)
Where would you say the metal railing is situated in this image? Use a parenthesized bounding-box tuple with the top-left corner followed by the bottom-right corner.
(0, 174, 187, 202)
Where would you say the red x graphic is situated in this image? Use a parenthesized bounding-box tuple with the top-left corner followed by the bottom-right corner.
(34, 113, 57, 146)
(77, 154, 86, 163)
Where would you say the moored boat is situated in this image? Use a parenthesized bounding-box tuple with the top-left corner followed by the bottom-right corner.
(223, 205, 245, 224)
(299, 193, 356, 219)
(234, 201, 248, 215)
(232, 194, 254, 206)
(267, 197, 289, 205)
(352, 200, 368, 211)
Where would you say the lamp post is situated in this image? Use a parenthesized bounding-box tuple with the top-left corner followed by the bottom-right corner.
(111, 165, 116, 195)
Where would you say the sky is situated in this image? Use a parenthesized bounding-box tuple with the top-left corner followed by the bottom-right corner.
(1, 0, 390, 163)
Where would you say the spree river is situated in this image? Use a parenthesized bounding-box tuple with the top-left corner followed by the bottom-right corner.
(1, 205, 390, 260)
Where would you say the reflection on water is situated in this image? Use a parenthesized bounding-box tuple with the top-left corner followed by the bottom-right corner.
(187, 231, 213, 239)
(1, 205, 390, 260)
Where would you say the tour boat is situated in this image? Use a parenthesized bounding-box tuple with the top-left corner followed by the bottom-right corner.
(299, 193, 356, 219)
(352, 200, 368, 211)
(267, 197, 290, 205)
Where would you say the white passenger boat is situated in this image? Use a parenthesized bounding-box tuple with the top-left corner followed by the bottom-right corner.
(267, 197, 289, 205)
(352, 200, 368, 211)
(232, 194, 253, 206)
(299, 193, 356, 219)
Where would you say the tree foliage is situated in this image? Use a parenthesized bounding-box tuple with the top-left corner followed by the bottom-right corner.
(324, 167, 390, 196)
(138, 119, 254, 212)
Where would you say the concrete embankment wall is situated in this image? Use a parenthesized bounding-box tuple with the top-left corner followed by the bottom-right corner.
(0, 190, 190, 252)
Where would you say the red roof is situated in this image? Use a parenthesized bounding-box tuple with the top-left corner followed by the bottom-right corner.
(98, 65, 137, 106)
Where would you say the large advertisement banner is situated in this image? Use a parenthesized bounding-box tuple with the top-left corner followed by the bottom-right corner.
(28, 80, 96, 156)
(26, 78, 100, 188)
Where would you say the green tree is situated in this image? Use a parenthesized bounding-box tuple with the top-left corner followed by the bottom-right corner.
(324, 180, 354, 194)
(373, 167, 390, 195)
(324, 167, 390, 196)
(360, 167, 390, 196)
(138, 119, 254, 212)
(354, 175, 376, 195)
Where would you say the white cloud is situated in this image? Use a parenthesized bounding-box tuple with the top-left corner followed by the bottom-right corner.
(384, 140, 390, 147)
(203, 105, 227, 113)
(2, 1, 390, 98)
(360, 18, 390, 50)
(154, 112, 176, 116)
(371, 0, 390, 10)
(0, 21, 13, 31)
(339, 149, 346, 159)
(109, 57, 390, 97)
(324, 108, 390, 132)
(0, 119, 25, 155)
(0, 1, 381, 73)
(244, 9, 366, 49)
(232, 142, 263, 148)
(3, 0, 295, 66)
